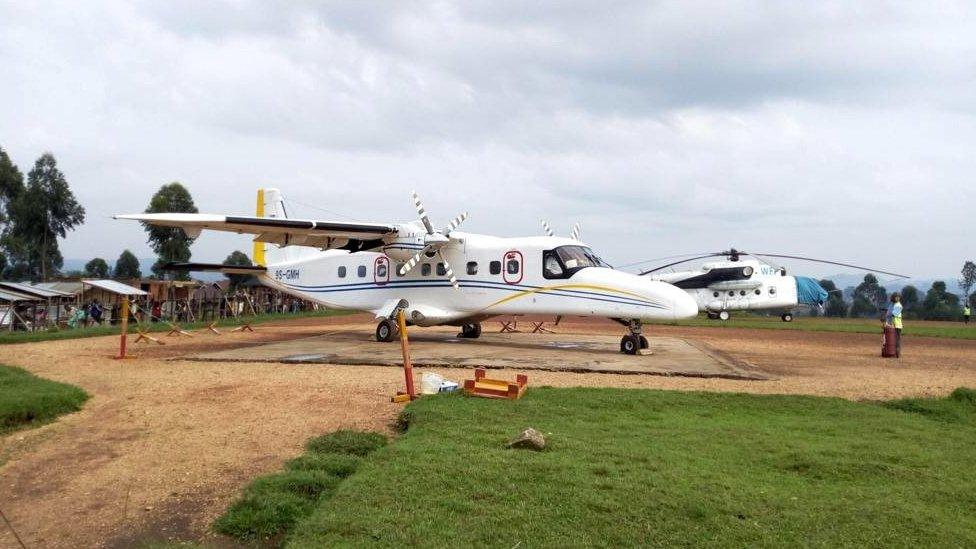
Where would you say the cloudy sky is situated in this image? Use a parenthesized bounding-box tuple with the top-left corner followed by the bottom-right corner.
(1, 1, 973, 279)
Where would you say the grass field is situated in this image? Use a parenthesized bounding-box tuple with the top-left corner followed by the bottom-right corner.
(285, 388, 976, 548)
(0, 364, 89, 435)
(652, 314, 976, 340)
(0, 309, 352, 345)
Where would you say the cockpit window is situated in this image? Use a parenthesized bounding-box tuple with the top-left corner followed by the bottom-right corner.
(542, 245, 609, 279)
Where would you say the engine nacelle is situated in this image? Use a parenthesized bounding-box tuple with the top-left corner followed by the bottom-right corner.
(381, 223, 427, 261)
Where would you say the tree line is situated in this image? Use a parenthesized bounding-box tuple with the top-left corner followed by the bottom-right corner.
(818, 266, 975, 321)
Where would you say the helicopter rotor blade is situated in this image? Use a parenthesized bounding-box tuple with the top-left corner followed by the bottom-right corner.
(747, 253, 909, 279)
(638, 254, 725, 276)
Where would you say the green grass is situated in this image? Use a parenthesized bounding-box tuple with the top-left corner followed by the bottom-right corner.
(0, 309, 352, 345)
(0, 364, 89, 435)
(287, 388, 976, 548)
(651, 314, 976, 339)
(213, 430, 387, 544)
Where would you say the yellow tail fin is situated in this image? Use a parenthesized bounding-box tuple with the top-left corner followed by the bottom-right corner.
(252, 189, 266, 267)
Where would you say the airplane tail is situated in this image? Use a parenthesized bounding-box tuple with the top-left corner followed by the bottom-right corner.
(252, 188, 288, 267)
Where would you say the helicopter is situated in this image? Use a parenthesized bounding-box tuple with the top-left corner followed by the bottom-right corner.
(631, 249, 908, 321)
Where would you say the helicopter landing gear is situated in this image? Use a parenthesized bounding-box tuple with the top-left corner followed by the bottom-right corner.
(718, 310, 731, 321)
(458, 322, 482, 339)
(375, 318, 399, 342)
(619, 319, 647, 355)
(781, 313, 794, 322)
(707, 312, 719, 320)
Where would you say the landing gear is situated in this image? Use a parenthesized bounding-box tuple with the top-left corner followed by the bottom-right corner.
(375, 318, 398, 342)
(619, 319, 645, 355)
(781, 313, 794, 322)
(718, 310, 731, 321)
(707, 312, 719, 320)
(458, 322, 482, 339)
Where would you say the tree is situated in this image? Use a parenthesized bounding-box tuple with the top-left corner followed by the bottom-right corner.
(84, 258, 110, 278)
(4, 154, 85, 280)
(0, 147, 25, 279)
(960, 261, 976, 307)
(899, 285, 920, 319)
(223, 250, 255, 289)
(819, 279, 847, 317)
(920, 281, 961, 320)
(850, 274, 887, 317)
(114, 249, 143, 279)
(144, 183, 197, 280)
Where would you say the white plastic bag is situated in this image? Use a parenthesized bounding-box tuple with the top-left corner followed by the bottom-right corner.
(421, 372, 446, 395)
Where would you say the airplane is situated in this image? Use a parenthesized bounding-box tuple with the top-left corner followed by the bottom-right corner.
(631, 248, 908, 321)
(115, 188, 699, 354)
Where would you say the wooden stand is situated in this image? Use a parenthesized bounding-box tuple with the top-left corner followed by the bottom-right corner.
(134, 329, 164, 345)
(498, 316, 521, 333)
(463, 369, 528, 400)
(166, 322, 193, 337)
(113, 297, 136, 359)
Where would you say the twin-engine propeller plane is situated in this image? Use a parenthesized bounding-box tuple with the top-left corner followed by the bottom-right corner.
(115, 189, 699, 354)
(634, 248, 908, 321)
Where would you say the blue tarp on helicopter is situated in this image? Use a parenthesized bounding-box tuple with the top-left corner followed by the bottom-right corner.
(795, 276, 829, 305)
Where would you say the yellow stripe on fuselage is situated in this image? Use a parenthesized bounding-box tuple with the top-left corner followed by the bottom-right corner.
(252, 188, 266, 267)
(485, 283, 652, 309)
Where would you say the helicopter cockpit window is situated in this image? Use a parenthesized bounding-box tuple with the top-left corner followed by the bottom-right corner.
(542, 246, 610, 279)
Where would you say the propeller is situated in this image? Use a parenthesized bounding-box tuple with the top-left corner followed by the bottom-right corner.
(571, 223, 581, 242)
(541, 220, 554, 237)
(638, 248, 909, 278)
(398, 191, 468, 290)
(540, 220, 581, 241)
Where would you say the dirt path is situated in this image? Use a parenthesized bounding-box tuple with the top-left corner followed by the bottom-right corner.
(1, 315, 974, 547)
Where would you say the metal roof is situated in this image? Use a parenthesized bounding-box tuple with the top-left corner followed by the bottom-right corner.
(34, 281, 84, 295)
(81, 279, 148, 296)
(1, 282, 73, 299)
(0, 288, 43, 302)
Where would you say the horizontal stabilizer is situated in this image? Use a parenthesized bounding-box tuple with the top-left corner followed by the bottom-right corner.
(162, 262, 267, 275)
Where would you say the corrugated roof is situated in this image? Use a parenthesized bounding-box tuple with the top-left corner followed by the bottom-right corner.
(34, 281, 84, 295)
(0, 288, 43, 302)
(82, 279, 148, 296)
(1, 282, 73, 298)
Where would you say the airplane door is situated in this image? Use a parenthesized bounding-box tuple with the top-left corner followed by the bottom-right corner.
(503, 250, 523, 284)
(374, 256, 390, 285)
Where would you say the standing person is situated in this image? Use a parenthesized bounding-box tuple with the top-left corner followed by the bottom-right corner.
(965, 303, 971, 325)
(885, 293, 904, 358)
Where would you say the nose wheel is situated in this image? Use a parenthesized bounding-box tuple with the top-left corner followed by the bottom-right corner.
(375, 318, 399, 342)
(619, 319, 649, 355)
(458, 322, 482, 339)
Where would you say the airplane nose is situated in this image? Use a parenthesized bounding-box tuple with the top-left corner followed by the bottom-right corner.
(670, 287, 699, 320)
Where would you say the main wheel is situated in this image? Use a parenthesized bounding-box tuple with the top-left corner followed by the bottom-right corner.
(639, 335, 649, 349)
(620, 335, 640, 355)
(375, 319, 398, 342)
(718, 310, 731, 321)
(707, 312, 719, 320)
(459, 322, 482, 339)
(781, 313, 793, 322)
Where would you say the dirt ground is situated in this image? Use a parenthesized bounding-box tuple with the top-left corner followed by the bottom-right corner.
(1, 314, 974, 548)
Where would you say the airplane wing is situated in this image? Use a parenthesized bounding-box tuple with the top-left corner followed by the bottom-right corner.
(162, 262, 268, 275)
(114, 213, 398, 251)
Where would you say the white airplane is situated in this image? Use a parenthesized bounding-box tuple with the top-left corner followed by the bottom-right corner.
(115, 188, 698, 354)
(633, 248, 907, 321)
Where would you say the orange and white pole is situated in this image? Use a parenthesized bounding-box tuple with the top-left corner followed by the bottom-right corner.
(397, 309, 415, 399)
(116, 297, 130, 359)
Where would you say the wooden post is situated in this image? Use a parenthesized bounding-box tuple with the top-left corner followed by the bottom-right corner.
(397, 309, 415, 399)
(115, 296, 132, 359)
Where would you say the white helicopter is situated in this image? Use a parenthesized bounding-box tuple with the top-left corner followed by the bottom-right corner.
(116, 189, 699, 354)
(632, 248, 907, 321)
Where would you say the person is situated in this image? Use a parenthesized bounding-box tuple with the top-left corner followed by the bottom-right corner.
(89, 300, 103, 325)
(151, 301, 162, 323)
(965, 303, 971, 325)
(884, 293, 903, 358)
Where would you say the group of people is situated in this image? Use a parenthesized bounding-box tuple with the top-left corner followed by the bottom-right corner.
(64, 300, 109, 329)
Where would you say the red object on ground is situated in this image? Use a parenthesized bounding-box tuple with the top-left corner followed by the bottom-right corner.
(463, 368, 528, 400)
(881, 325, 898, 358)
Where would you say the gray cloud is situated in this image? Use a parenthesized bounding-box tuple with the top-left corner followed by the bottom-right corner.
(0, 1, 974, 279)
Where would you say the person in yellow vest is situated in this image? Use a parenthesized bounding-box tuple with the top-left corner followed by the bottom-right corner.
(965, 303, 971, 325)
(885, 293, 903, 358)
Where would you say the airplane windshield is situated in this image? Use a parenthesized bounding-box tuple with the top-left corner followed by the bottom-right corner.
(544, 245, 610, 279)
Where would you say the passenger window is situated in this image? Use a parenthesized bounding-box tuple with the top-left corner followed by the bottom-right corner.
(728, 291, 734, 297)
(376, 263, 388, 278)
(338, 266, 346, 278)
(490, 261, 501, 275)
(436, 263, 447, 276)
(739, 290, 746, 296)
(467, 261, 478, 275)
(754, 289, 761, 295)
(769, 287, 777, 295)
(396, 264, 405, 277)
(422, 263, 432, 276)
(357, 265, 367, 278)
(713, 291, 719, 298)
(507, 259, 520, 274)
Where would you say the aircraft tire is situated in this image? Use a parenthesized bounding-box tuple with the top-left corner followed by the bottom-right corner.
(707, 312, 719, 320)
(639, 335, 649, 349)
(718, 311, 731, 321)
(781, 313, 794, 322)
(459, 322, 482, 339)
(376, 319, 398, 342)
(620, 335, 640, 355)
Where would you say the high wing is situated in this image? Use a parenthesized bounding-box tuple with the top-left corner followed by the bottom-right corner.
(114, 213, 398, 251)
